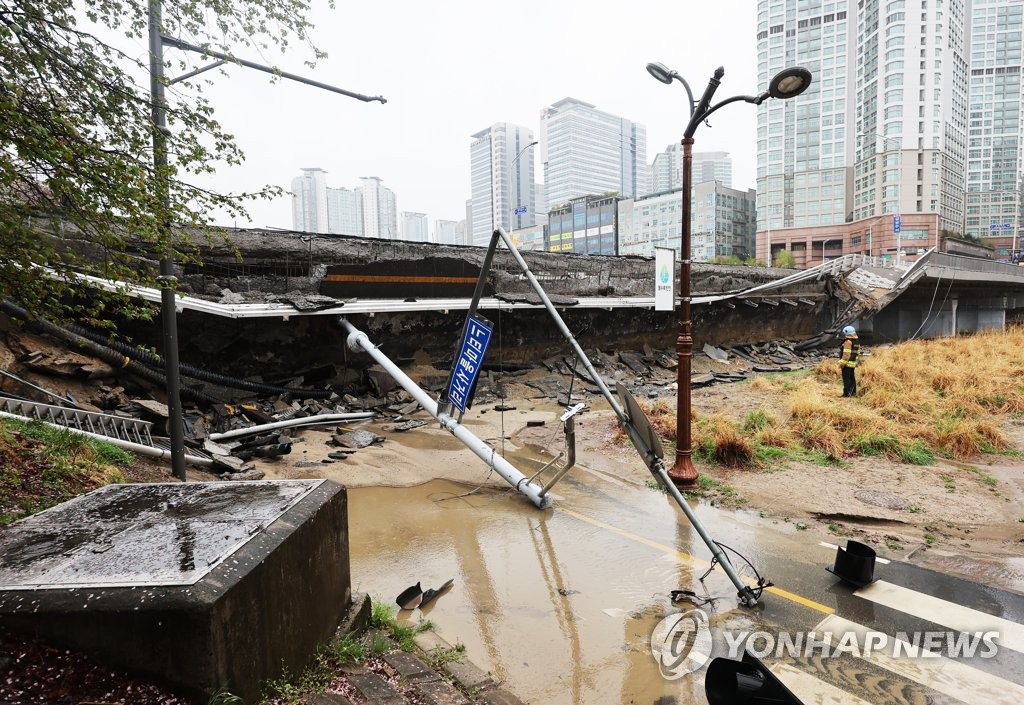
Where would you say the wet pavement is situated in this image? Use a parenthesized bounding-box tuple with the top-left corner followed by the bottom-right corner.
(348, 452, 1024, 705)
(0, 480, 322, 588)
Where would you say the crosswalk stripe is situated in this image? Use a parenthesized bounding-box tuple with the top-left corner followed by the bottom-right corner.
(768, 663, 874, 705)
(815, 614, 1024, 704)
(855, 580, 1024, 655)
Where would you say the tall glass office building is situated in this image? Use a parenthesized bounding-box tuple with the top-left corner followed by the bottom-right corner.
(540, 98, 647, 210)
(468, 123, 537, 246)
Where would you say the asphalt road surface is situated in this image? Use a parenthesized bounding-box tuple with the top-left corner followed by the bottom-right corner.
(348, 454, 1024, 705)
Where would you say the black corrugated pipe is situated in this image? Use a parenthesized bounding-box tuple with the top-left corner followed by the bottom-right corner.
(61, 321, 333, 399)
(1, 301, 219, 405)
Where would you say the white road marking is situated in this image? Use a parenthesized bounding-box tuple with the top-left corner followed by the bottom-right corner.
(855, 580, 1024, 655)
(769, 663, 874, 705)
(815, 614, 1024, 704)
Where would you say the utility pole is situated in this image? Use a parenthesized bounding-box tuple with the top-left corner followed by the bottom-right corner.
(147, 0, 384, 478)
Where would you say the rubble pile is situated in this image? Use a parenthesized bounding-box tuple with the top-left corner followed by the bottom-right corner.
(1, 312, 834, 479)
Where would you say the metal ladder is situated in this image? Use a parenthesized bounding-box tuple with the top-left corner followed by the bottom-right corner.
(0, 395, 155, 446)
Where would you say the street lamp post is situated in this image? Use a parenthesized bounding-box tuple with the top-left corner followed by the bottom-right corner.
(148, 0, 384, 479)
(647, 62, 812, 487)
(509, 140, 538, 232)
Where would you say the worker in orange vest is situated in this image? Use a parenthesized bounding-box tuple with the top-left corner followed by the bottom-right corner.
(839, 325, 860, 397)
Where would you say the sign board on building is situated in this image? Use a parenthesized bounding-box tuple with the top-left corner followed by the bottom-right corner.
(654, 247, 675, 312)
(514, 206, 527, 215)
(446, 315, 493, 414)
(990, 223, 1012, 230)
(893, 214, 901, 233)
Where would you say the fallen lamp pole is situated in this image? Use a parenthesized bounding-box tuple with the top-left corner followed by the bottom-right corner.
(488, 228, 764, 606)
(338, 318, 553, 509)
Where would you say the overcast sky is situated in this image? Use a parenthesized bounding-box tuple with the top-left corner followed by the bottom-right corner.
(156, 0, 762, 230)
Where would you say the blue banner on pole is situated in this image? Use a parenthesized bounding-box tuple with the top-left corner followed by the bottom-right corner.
(893, 214, 901, 233)
(447, 315, 493, 414)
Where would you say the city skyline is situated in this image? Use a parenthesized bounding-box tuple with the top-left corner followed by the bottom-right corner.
(164, 0, 762, 230)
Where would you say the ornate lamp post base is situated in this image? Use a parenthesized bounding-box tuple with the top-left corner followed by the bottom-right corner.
(668, 456, 699, 488)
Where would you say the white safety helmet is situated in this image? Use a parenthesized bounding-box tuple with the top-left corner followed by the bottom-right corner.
(842, 325, 857, 336)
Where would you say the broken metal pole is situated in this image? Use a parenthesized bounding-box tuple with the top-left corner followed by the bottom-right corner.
(338, 318, 552, 509)
(439, 229, 502, 417)
(492, 228, 761, 606)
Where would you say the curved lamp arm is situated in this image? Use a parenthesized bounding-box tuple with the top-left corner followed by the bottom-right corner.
(686, 93, 766, 137)
(679, 78, 696, 119)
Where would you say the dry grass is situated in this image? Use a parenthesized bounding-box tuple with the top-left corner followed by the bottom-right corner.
(791, 327, 1024, 462)
(694, 413, 757, 468)
(618, 327, 1024, 469)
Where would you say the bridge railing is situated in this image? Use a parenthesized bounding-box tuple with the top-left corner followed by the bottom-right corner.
(924, 252, 1024, 278)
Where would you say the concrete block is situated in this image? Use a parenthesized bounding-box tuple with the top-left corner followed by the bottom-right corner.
(443, 659, 493, 691)
(382, 650, 440, 683)
(349, 672, 403, 704)
(303, 694, 355, 705)
(412, 678, 472, 705)
(0, 480, 352, 705)
(337, 591, 371, 637)
(413, 630, 454, 653)
(475, 688, 529, 705)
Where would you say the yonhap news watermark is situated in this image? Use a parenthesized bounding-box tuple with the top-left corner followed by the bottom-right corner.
(651, 609, 1000, 680)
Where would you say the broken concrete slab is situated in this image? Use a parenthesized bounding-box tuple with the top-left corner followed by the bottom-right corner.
(222, 468, 266, 481)
(381, 420, 429, 433)
(618, 352, 649, 375)
(702, 343, 730, 362)
(211, 454, 253, 474)
(333, 429, 384, 449)
(133, 399, 170, 417)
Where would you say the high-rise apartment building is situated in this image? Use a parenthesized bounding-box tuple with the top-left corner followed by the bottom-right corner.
(290, 170, 398, 238)
(968, 0, 1024, 256)
(358, 176, 398, 239)
(649, 147, 733, 194)
(397, 212, 430, 241)
(540, 98, 648, 210)
(291, 168, 329, 233)
(400, 212, 430, 242)
(468, 123, 537, 246)
(325, 187, 362, 236)
(434, 219, 459, 245)
(755, 0, 971, 264)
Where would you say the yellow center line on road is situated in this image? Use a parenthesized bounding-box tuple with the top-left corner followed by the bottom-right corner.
(557, 506, 834, 615)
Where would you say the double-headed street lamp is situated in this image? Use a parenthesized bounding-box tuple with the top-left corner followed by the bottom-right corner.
(646, 62, 812, 487)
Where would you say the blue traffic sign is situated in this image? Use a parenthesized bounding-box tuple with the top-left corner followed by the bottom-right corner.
(893, 214, 901, 233)
(447, 315, 493, 414)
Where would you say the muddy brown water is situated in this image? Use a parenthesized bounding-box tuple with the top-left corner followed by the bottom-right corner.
(349, 480, 712, 704)
(345, 434, 836, 705)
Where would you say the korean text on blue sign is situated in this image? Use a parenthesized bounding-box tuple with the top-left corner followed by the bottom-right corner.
(447, 315, 493, 413)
